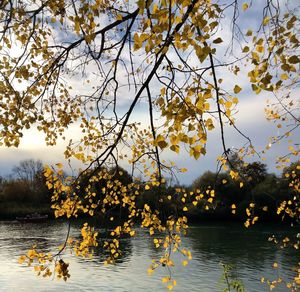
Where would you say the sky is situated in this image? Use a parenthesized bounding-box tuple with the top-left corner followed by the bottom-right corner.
(0, 90, 294, 185)
(0, 0, 299, 185)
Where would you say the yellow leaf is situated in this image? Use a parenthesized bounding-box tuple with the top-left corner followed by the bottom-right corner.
(145, 185, 150, 190)
(44, 166, 52, 178)
(158, 140, 168, 149)
(225, 101, 232, 108)
(213, 37, 223, 44)
(56, 163, 63, 168)
(116, 14, 123, 21)
(288, 55, 300, 64)
(234, 85, 242, 94)
(242, 3, 249, 11)
(46, 182, 53, 189)
(133, 33, 142, 50)
(242, 46, 249, 53)
(18, 255, 26, 264)
(170, 144, 180, 153)
(155, 134, 168, 150)
(263, 17, 270, 26)
(204, 102, 210, 111)
(182, 260, 188, 266)
(280, 73, 288, 80)
(256, 45, 264, 53)
(74, 20, 80, 34)
(239, 182, 244, 188)
(252, 216, 259, 224)
(74, 152, 84, 160)
(246, 29, 252, 36)
(160, 87, 166, 96)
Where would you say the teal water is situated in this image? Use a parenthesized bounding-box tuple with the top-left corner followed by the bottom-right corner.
(0, 220, 298, 291)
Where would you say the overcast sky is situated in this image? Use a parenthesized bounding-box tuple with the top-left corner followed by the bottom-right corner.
(0, 0, 299, 185)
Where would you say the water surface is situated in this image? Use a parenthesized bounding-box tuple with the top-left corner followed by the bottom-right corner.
(0, 220, 298, 291)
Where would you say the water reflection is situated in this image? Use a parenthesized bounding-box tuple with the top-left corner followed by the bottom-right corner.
(0, 220, 298, 291)
(187, 223, 299, 269)
(183, 223, 299, 290)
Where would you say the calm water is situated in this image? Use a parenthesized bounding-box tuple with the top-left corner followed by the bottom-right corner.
(0, 220, 298, 291)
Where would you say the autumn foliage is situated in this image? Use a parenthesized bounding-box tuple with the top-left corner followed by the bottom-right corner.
(0, 0, 299, 290)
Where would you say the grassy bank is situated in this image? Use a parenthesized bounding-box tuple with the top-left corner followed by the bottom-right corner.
(0, 201, 52, 219)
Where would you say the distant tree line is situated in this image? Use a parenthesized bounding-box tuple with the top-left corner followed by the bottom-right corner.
(0, 158, 299, 223)
(0, 159, 51, 218)
(0, 159, 50, 203)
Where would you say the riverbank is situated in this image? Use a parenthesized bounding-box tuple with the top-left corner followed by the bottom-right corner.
(0, 202, 52, 219)
(0, 202, 287, 225)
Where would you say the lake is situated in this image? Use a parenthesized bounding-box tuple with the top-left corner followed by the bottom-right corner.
(0, 220, 298, 291)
